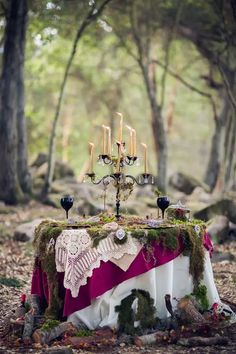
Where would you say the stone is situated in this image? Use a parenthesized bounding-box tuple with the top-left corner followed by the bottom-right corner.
(194, 198, 236, 223)
(211, 251, 235, 263)
(14, 219, 44, 242)
(169, 172, 208, 195)
(31, 153, 48, 168)
(207, 215, 230, 243)
(190, 186, 212, 203)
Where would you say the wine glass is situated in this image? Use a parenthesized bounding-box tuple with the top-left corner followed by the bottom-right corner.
(60, 195, 74, 219)
(157, 196, 170, 219)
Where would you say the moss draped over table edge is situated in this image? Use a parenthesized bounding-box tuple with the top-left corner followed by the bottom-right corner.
(33, 218, 207, 319)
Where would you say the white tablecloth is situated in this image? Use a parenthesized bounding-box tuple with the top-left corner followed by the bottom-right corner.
(68, 250, 221, 329)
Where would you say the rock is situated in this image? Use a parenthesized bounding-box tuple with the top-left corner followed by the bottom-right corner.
(44, 194, 61, 209)
(190, 186, 212, 203)
(169, 172, 208, 195)
(194, 198, 236, 223)
(211, 251, 235, 263)
(14, 219, 44, 242)
(207, 215, 230, 243)
(45, 346, 73, 354)
(31, 153, 48, 168)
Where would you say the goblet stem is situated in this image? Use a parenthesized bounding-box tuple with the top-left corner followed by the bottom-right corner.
(66, 210, 68, 219)
(162, 210, 165, 219)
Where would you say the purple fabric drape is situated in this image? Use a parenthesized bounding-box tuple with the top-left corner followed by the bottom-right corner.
(31, 232, 213, 317)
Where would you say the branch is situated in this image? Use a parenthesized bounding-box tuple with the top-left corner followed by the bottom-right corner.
(153, 59, 218, 121)
(218, 64, 236, 111)
(42, 0, 113, 197)
(160, 0, 183, 108)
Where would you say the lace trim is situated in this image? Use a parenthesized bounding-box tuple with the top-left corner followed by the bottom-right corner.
(55, 229, 139, 297)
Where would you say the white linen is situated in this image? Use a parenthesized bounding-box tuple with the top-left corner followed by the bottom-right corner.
(68, 251, 221, 329)
(55, 229, 139, 297)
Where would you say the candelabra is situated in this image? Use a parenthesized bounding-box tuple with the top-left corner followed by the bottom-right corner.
(85, 141, 155, 220)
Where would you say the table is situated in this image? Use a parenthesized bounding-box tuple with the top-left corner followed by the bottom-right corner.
(31, 218, 220, 330)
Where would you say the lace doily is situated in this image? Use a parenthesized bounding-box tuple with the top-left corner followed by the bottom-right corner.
(55, 229, 139, 297)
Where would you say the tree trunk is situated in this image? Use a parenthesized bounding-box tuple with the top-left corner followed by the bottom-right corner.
(16, 2, 31, 194)
(0, 0, 28, 204)
(141, 65, 167, 192)
(204, 96, 229, 191)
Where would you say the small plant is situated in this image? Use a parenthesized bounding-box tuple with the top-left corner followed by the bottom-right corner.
(41, 319, 60, 331)
(0, 277, 22, 288)
(75, 329, 93, 337)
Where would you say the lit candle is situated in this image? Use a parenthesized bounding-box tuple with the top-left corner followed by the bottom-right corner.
(102, 125, 107, 155)
(116, 140, 121, 172)
(89, 142, 95, 173)
(141, 143, 148, 173)
(116, 112, 123, 142)
(106, 126, 111, 156)
(132, 129, 137, 156)
(125, 125, 133, 156)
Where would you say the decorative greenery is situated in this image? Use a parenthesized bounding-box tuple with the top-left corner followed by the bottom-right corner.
(0, 277, 22, 288)
(41, 319, 60, 331)
(192, 284, 209, 311)
(115, 289, 156, 335)
(75, 329, 93, 337)
(34, 220, 64, 318)
(114, 233, 128, 245)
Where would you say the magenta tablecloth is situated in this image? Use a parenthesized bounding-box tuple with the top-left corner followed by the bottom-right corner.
(31, 232, 213, 317)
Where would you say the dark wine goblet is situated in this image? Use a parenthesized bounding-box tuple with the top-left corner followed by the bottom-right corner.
(157, 196, 170, 219)
(60, 196, 74, 219)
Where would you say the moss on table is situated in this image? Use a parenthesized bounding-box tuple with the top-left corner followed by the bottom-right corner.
(33, 216, 207, 319)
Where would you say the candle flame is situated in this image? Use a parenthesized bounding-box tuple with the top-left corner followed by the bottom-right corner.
(141, 143, 147, 148)
(89, 142, 94, 147)
(116, 112, 123, 118)
(125, 125, 132, 131)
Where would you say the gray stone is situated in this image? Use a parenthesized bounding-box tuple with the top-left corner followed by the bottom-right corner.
(169, 172, 208, 195)
(207, 215, 230, 243)
(14, 219, 44, 242)
(194, 198, 236, 223)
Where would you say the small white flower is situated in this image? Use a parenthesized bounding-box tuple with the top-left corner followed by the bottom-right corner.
(194, 225, 201, 237)
(47, 238, 55, 252)
(115, 228, 126, 240)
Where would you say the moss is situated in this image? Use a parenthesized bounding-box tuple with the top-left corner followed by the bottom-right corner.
(41, 319, 60, 331)
(182, 225, 205, 286)
(115, 289, 156, 335)
(75, 329, 93, 337)
(192, 284, 209, 311)
(0, 277, 22, 288)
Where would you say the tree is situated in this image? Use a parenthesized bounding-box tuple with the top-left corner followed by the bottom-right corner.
(160, 0, 236, 191)
(0, 0, 30, 204)
(42, 0, 113, 198)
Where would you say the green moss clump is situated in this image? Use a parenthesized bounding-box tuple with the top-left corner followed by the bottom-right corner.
(75, 329, 93, 337)
(33, 220, 64, 319)
(182, 225, 205, 286)
(115, 289, 156, 335)
(192, 284, 209, 311)
(41, 319, 60, 331)
(0, 277, 22, 288)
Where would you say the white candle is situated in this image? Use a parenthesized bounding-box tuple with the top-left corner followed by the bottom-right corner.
(116, 140, 121, 172)
(125, 125, 133, 156)
(106, 126, 111, 156)
(102, 125, 107, 155)
(132, 129, 137, 156)
(116, 112, 123, 142)
(141, 143, 148, 173)
(89, 142, 95, 173)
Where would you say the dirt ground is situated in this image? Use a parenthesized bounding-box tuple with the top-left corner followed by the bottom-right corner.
(0, 201, 236, 353)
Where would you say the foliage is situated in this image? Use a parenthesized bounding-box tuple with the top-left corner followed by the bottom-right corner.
(75, 329, 93, 337)
(0, 277, 22, 288)
(41, 319, 60, 331)
(192, 284, 209, 311)
(115, 289, 156, 335)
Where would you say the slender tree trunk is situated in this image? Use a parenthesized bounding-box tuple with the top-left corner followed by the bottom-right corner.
(141, 65, 167, 192)
(42, 0, 113, 198)
(0, 0, 28, 204)
(204, 96, 229, 191)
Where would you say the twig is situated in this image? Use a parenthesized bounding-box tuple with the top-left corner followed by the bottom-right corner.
(152, 59, 218, 121)
(218, 64, 236, 111)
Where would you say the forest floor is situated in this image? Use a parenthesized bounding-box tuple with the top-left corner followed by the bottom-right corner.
(0, 201, 236, 354)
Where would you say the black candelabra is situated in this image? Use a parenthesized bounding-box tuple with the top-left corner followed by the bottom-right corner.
(85, 141, 155, 220)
